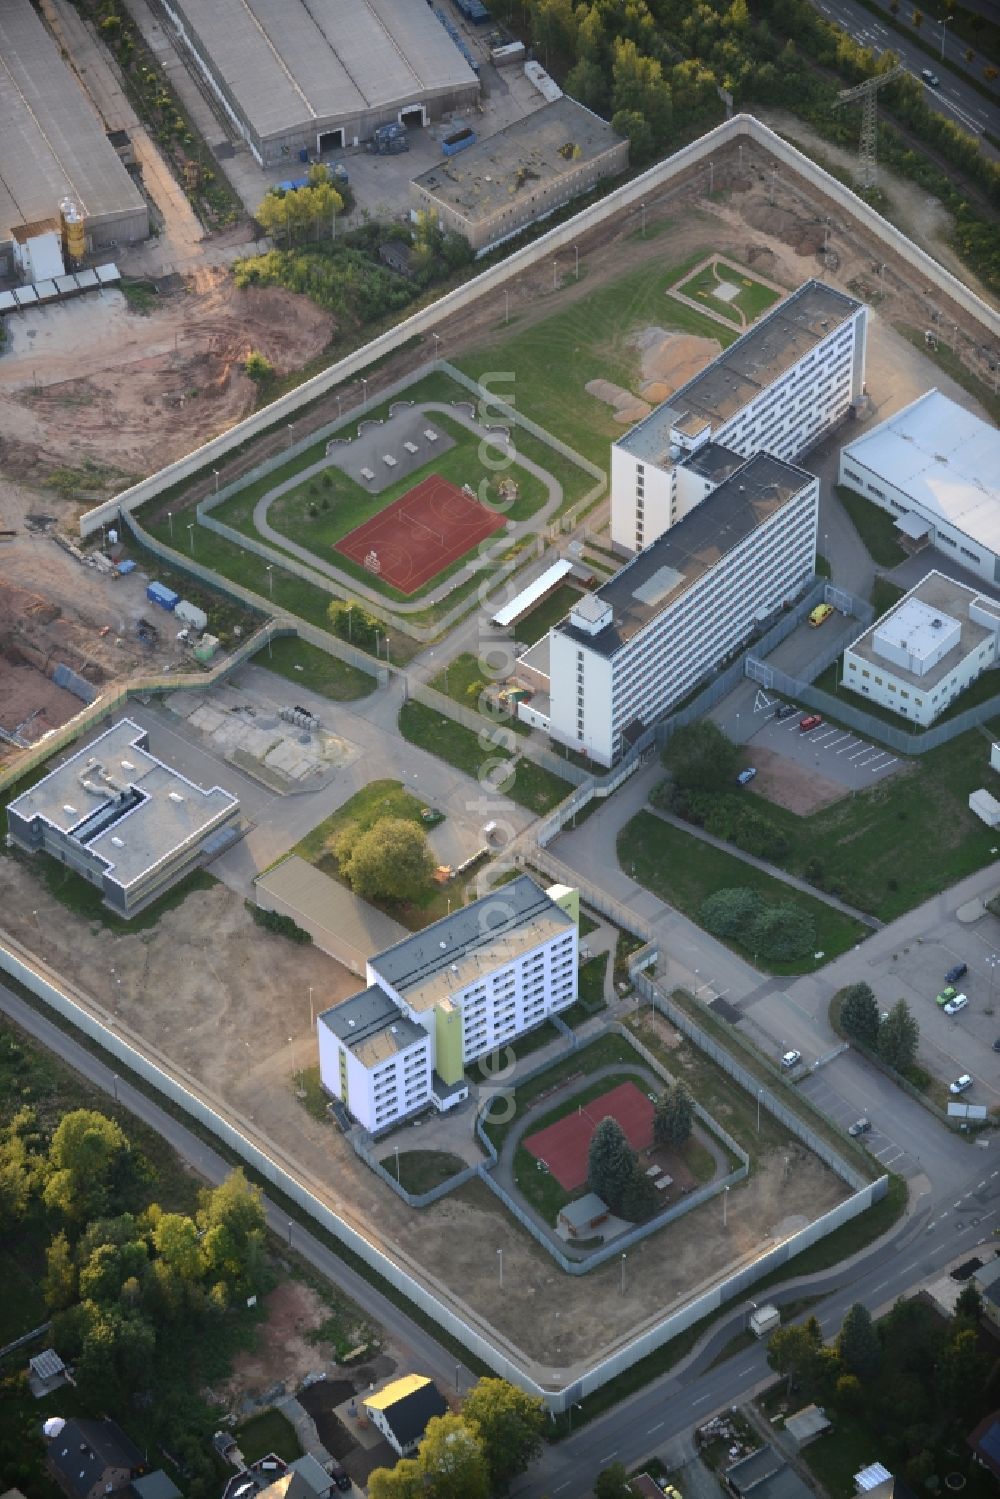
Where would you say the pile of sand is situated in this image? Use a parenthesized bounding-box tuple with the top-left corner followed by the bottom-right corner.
(585, 378, 651, 425)
(629, 326, 722, 399)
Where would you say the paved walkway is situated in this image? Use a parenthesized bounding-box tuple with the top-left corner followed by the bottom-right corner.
(278, 1395, 334, 1467)
(647, 805, 882, 929)
(250, 403, 564, 615)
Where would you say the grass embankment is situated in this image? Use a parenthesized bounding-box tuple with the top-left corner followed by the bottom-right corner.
(456, 246, 740, 467)
(398, 700, 571, 814)
(712, 727, 1000, 921)
(620, 813, 866, 972)
(253, 634, 376, 700)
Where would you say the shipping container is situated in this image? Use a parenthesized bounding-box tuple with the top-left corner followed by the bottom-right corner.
(116, 559, 137, 576)
(146, 581, 180, 611)
(175, 599, 208, 632)
(442, 126, 477, 156)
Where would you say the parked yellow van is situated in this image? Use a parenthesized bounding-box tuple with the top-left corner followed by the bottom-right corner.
(808, 603, 834, 627)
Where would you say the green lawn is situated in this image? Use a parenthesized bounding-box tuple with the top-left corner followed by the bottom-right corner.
(834, 484, 908, 567)
(620, 812, 866, 972)
(456, 242, 736, 466)
(429, 651, 529, 735)
(678, 261, 782, 326)
(235, 1410, 303, 1465)
(254, 634, 376, 700)
(736, 726, 1000, 920)
(398, 699, 571, 814)
(514, 582, 585, 645)
(870, 576, 905, 616)
(377, 1149, 467, 1193)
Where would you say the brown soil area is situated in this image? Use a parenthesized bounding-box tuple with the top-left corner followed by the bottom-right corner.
(1, 858, 849, 1374)
(220, 1279, 337, 1405)
(0, 269, 333, 485)
(630, 327, 724, 401)
(750, 745, 853, 814)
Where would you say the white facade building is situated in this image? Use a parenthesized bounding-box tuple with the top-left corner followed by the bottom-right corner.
(529, 453, 817, 766)
(318, 876, 578, 1133)
(611, 281, 866, 554)
(841, 569, 1000, 726)
(838, 389, 1000, 586)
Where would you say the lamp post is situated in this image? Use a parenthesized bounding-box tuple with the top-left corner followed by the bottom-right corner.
(336, 393, 342, 420)
(723, 1184, 729, 1227)
(939, 14, 950, 59)
(431, 332, 441, 359)
(346, 605, 353, 642)
(167, 511, 173, 539)
(187, 523, 195, 555)
(640, 201, 646, 236)
(266, 564, 274, 600)
(394, 1145, 401, 1183)
(620, 1252, 627, 1296)
(709, 159, 714, 194)
(287, 1220, 293, 1249)
(361, 377, 368, 411)
(988, 954, 999, 1011)
(497, 1247, 503, 1287)
(309, 985, 315, 1028)
(112, 1073, 119, 1104)
(757, 1088, 763, 1134)
(504, 287, 510, 324)
(573, 244, 579, 279)
(567, 1401, 583, 1433)
(213, 468, 220, 494)
(287, 422, 295, 448)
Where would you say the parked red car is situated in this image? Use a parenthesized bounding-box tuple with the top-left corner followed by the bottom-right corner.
(799, 714, 823, 732)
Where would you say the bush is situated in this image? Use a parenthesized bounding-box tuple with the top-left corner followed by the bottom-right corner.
(243, 351, 274, 382)
(246, 903, 312, 944)
(700, 886, 763, 939)
(700, 886, 815, 961)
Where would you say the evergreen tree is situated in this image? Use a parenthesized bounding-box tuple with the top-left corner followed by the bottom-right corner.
(654, 1082, 694, 1148)
(954, 1282, 983, 1324)
(587, 1117, 635, 1212)
(620, 1164, 658, 1222)
(837, 1302, 881, 1382)
(839, 983, 880, 1045)
(877, 999, 919, 1072)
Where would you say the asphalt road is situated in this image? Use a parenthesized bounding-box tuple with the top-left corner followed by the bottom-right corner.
(0, 982, 472, 1401)
(809, 0, 1000, 143)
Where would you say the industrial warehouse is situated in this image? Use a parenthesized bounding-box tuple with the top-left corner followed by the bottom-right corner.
(0, 0, 148, 273)
(410, 95, 629, 254)
(160, 0, 481, 166)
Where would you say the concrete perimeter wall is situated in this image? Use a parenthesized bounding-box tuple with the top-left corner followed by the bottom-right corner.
(79, 114, 1000, 539)
(0, 932, 886, 1407)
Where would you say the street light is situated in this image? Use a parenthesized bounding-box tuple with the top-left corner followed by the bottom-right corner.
(166, 511, 173, 539)
(394, 1145, 401, 1183)
(939, 14, 950, 59)
(213, 468, 220, 494)
(361, 377, 368, 410)
(757, 1088, 763, 1134)
(573, 244, 579, 279)
(620, 1252, 627, 1296)
(309, 985, 315, 1028)
(266, 564, 274, 600)
(504, 287, 510, 324)
(723, 1184, 729, 1227)
(431, 332, 441, 359)
(497, 1247, 503, 1287)
(287, 1220, 293, 1248)
(640, 201, 646, 236)
(567, 1401, 583, 1433)
(988, 954, 999, 1011)
(187, 523, 196, 555)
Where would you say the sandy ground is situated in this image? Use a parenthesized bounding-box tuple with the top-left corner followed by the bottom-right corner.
(219, 1279, 339, 1405)
(0, 270, 333, 485)
(750, 745, 858, 815)
(0, 860, 849, 1374)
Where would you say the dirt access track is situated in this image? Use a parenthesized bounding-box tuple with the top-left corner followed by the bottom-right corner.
(0, 266, 333, 492)
(1, 862, 850, 1379)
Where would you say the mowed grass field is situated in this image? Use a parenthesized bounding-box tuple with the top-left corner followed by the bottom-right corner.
(677, 260, 782, 325)
(456, 240, 742, 466)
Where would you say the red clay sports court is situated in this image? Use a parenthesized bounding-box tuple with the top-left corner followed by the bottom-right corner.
(333, 473, 505, 595)
(522, 1081, 655, 1192)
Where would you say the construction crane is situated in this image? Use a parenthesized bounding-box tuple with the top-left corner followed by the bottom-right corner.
(832, 65, 905, 189)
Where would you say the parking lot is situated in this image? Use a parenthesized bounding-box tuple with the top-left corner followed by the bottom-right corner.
(799, 1070, 917, 1178)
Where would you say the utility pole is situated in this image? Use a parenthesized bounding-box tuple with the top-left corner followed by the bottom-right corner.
(832, 66, 905, 189)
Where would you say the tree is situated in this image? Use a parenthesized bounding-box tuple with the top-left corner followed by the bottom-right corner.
(912, 8, 924, 27)
(954, 1282, 983, 1324)
(701, 887, 763, 940)
(834, 1373, 864, 1412)
(654, 1081, 694, 1148)
(767, 1318, 822, 1391)
(196, 1170, 269, 1298)
(43, 1110, 130, 1223)
(243, 351, 274, 382)
(338, 817, 435, 903)
(610, 109, 655, 164)
(612, 38, 673, 143)
(153, 1211, 204, 1282)
(43, 1230, 77, 1311)
(327, 599, 381, 650)
(620, 1163, 659, 1222)
(0, 1107, 39, 1225)
(565, 57, 609, 110)
(937, 1326, 989, 1412)
(746, 902, 815, 962)
(877, 999, 919, 1072)
(368, 1461, 422, 1499)
(594, 1461, 632, 1498)
(75, 1305, 156, 1408)
(416, 1414, 489, 1499)
(587, 1117, 635, 1212)
(837, 1302, 880, 1382)
(78, 1237, 149, 1305)
(839, 982, 880, 1045)
(461, 1377, 545, 1494)
(662, 721, 740, 792)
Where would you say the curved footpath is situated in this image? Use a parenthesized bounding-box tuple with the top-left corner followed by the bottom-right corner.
(250, 402, 565, 614)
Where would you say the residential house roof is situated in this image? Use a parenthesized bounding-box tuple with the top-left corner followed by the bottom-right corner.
(48, 1418, 144, 1498)
(364, 1375, 447, 1449)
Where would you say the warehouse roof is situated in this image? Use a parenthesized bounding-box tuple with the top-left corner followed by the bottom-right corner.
(556, 453, 813, 656)
(413, 96, 624, 223)
(168, 0, 477, 143)
(841, 388, 1000, 556)
(254, 855, 408, 964)
(621, 281, 860, 464)
(8, 719, 238, 893)
(0, 0, 145, 242)
(370, 874, 573, 1013)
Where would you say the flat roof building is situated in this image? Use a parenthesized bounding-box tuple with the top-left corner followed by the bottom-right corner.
(0, 0, 148, 270)
(522, 452, 818, 765)
(254, 855, 407, 977)
(839, 389, 1000, 586)
(7, 719, 240, 918)
(317, 875, 579, 1134)
(162, 0, 480, 166)
(611, 280, 866, 553)
(842, 569, 1000, 725)
(410, 96, 628, 255)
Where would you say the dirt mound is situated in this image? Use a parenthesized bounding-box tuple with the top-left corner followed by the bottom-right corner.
(584, 378, 651, 424)
(743, 200, 826, 257)
(629, 326, 723, 398)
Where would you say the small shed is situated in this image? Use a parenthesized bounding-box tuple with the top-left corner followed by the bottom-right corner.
(784, 1404, 832, 1448)
(27, 1348, 67, 1397)
(557, 1192, 608, 1237)
(379, 241, 415, 279)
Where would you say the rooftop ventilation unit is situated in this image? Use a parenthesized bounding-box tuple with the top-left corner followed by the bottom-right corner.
(168, 792, 184, 803)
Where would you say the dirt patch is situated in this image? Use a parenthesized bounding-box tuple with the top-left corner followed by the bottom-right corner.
(585, 378, 651, 425)
(0, 272, 334, 483)
(628, 326, 723, 402)
(750, 745, 852, 815)
(221, 1279, 336, 1406)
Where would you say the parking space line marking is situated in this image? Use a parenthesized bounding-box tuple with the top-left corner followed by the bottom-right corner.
(848, 748, 869, 761)
(837, 741, 859, 754)
(826, 733, 852, 748)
